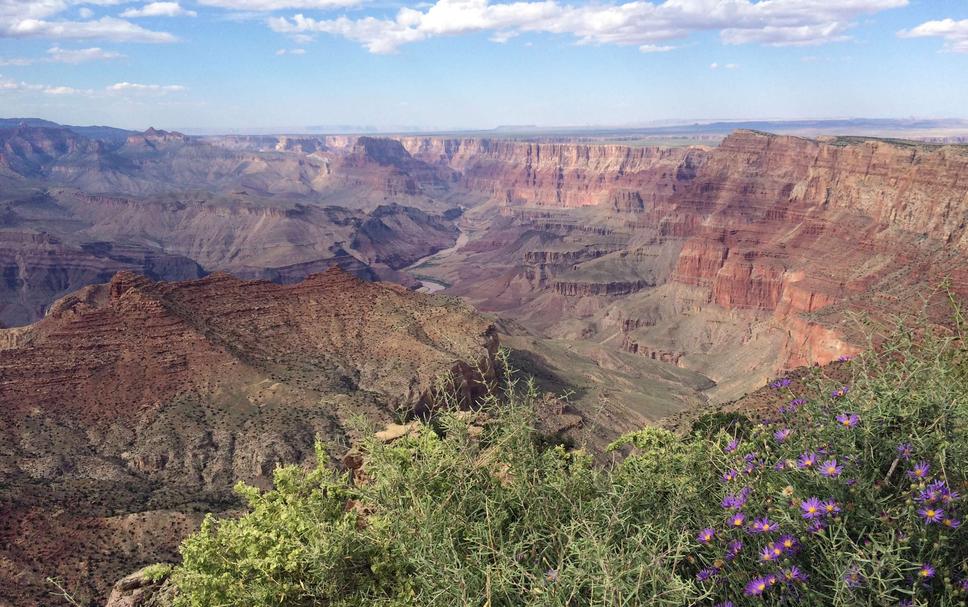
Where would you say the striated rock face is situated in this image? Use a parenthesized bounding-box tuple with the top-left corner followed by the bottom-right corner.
(553, 279, 652, 297)
(0, 268, 496, 606)
(400, 137, 695, 208)
(0, 230, 206, 326)
(406, 131, 968, 399)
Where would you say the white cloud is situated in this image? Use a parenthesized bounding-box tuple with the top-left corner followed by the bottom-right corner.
(197, 0, 360, 9)
(0, 1, 176, 42)
(107, 81, 186, 92)
(639, 43, 674, 53)
(0, 44, 123, 65)
(275, 47, 306, 54)
(43, 84, 81, 94)
(709, 61, 738, 69)
(78, 7, 93, 19)
(0, 74, 92, 95)
(121, 2, 197, 18)
(47, 45, 124, 62)
(899, 18, 968, 53)
(267, 0, 908, 54)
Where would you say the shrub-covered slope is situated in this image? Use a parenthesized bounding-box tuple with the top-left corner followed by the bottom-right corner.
(161, 320, 967, 607)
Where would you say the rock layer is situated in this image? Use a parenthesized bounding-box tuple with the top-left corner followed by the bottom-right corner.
(0, 268, 496, 606)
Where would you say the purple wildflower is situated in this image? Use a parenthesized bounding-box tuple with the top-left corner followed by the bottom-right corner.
(544, 568, 558, 582)
(801, 497, 823, 519)
(897, 443, 913, 459)
(771, 377, 792, 389)
(788, 397, 806, 410)
(697, 528, 715, 544)
(941, 487, 960, 504)
(724, 438, 740, 453)
(942, 516, 961, 529)
(821, 499, 841, 516)
(750, 517, 779, 533)
(778, 534, 799, 553)
(714, 603, 735, 607)
(722, 489, 750, 510)
(836, 413, 860, 428)
(782, 566, 808, 583)
(728, 512, 746, 528)
(722, 469, 739, 482)
(918, 563, 935, 580)
(908, 461, 931, 480)
(745, 576, 771, 596)
(917, 481, 945, 504)
(807, 519, 827, 534)
(726, 539, 743, 561)
(759, 544, 778, 562)
(696, 567, 720, 582)
(844, 564, 864, 588)
(831, 385, 850, 399)
(820, 459, 843, 478)
(837, 355, 852, 362)
(918, 507, 944, 524)
(773, 428, 792, 443)
(797, 451, 818, 469)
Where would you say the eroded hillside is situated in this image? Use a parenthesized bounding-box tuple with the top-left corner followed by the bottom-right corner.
(0, 268, 496, 606)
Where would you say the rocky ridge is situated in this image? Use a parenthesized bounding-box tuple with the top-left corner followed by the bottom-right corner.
(0, 268, 497, 606)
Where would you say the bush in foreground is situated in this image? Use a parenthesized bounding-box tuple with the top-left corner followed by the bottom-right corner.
(171, 324, 967, 606)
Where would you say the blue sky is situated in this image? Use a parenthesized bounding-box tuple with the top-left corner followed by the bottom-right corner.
(1, 0, 966, 131)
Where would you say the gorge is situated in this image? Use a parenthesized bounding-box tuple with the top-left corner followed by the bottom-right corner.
(1, 120, 967, 606)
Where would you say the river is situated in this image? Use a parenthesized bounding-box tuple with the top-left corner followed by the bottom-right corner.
(406, 228, 468, 293)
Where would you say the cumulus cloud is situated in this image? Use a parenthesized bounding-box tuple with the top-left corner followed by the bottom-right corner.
(121, 2, 197, 18)
(709, 61, 737, 69)
(107, 81, 186, 92)
(267, 0, 908, 54)
(0, 1, 176, 42)
(899, 18, 968, 53)
(275, 47, 306, 54)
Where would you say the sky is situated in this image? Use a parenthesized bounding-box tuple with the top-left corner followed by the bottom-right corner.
(1, 0, 967, 131)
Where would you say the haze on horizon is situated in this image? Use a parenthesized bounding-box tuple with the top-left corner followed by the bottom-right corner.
(1, 0, 967, 131)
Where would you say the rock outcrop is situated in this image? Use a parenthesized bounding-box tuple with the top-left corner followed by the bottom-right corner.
(0, 268, 496, 606)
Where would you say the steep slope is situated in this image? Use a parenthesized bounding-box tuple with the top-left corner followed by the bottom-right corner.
(0, 268, 497, 606)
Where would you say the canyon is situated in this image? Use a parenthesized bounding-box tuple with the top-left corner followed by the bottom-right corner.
(1, 119, 967, 606)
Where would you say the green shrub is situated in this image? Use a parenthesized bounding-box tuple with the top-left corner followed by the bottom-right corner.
(142, 563, 174, 583)
(172, 323, 967, 606)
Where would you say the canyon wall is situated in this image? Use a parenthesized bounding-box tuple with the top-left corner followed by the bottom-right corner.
(400, 131, 968, 391)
